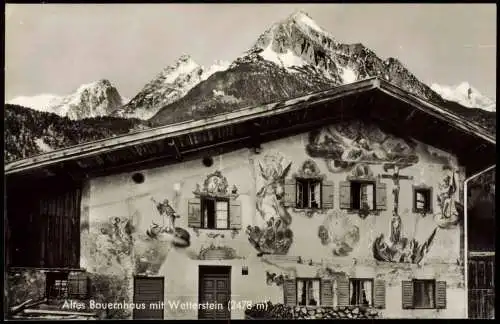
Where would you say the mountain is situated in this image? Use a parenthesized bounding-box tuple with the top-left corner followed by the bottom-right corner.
(4, 104, 147, 163)
(7, 79, 126, 120)
(149, 11, 455, 126)
(431, 82, 496, 112)
(112, 55, 230, 120)
(5, 11, 496, 164)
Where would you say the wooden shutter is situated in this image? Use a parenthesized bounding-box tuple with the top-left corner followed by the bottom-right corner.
(402, 280, 414, 309)
(436, 281, 446, 309)
(188, 199, 201, 228)
(339, 181, 351, 209)
(427, 187, 434, 214)
(321, 181, 334, 209)
(320, 279, 334, 306)
(375, 182, 387, 210)
(336, 275, 349, 306)
(283, 179, 296, 207)
(283, 279, 297, 305)
(373, 280, 386, 309)
(229, 199, 242, 229)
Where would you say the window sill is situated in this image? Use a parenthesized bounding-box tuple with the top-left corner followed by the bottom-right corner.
(189, 227, 238, 231)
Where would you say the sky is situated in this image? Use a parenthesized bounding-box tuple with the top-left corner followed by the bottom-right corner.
(5, 3, 496, 101)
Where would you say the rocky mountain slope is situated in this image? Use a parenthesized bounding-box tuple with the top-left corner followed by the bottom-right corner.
(7, 79, 126, 120)
(431, 82, 496, 112)
(149, 11, 495, 132)
(111, 55, 230, 120)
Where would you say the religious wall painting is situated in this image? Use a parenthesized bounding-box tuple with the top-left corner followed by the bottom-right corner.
(248, 153, 294, 256)
(83, 216, 135, 275)
(434, 169, 462, 229)
(134, 197, 191, 275)
(372, 165, 438, 264)
(318, 210, 360, 257)
(305, 121, 419, 173)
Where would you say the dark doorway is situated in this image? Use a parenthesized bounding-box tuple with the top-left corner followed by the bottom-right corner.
(133, 276, 164, 319)
(468, 254, 495, 319)
(198, 266, 231, 319)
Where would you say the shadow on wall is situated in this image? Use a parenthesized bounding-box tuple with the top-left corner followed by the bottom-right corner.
(247, 153, 294, 256)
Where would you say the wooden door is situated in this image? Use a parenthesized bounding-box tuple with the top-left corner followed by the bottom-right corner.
(468, 253, 495, 319)
(133, 277, 164, 319)
(198, 266, 231, 319)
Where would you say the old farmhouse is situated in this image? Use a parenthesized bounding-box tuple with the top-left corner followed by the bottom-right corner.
(5, 77, 496, 319)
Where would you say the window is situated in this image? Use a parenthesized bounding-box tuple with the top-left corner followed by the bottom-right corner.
(350, 181, 376, 210)
(349, 279, 373, 306)
(296, 179, 322, 209)
(297, 279, 321, 306)
(46, 272, 69, 299)
(413, 280, 435, 308)
(201, 198, 229, 229)
(413, 187, 432, 213)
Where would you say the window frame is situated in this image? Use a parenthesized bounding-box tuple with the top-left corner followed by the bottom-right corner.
(412, 279, 436, 309)
(296, 277, 322, 307)
(349, 180, 377, 211)
(413, 186, 432, 214)
(348, 278, 374, 307)
(295, 178, 323, 209)
(46, 272, 70, 300)
(200, 196, 230, 230)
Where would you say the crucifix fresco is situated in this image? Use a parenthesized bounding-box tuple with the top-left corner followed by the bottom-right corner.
(372, 163, 437, 264)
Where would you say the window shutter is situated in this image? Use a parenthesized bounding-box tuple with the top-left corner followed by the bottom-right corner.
(321, 181, 334, 209)
(436, 281, 447, 309)
(336, 275, 349, 306)
(339, 181, 351, 209)
(402, 280, 414, 309)
(376, 182, 387, 210)
(229, 199, 242, 229)
(320, 279, 334, 306)
(283, 179, 296, 207)
(188, 198, 201, 228)
(428, 187, 434, 214)
(283, 279, 297, 305)
(373, 280, 386, 309)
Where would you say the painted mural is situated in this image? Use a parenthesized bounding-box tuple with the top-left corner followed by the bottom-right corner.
(247, 153, 293, 255)
(318, 210, 360, 256)
(135, 198, 190, 275)
(305, 121, 419, 173)
(372, 165, 438, 264)
(265, 271, 290, 286)
(434, 169, 462, 229)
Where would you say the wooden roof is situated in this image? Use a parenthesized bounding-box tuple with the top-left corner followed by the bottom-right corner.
(5, 77, 496, 183)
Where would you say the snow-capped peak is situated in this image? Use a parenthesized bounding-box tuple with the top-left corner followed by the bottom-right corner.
(431, 82, 496, 112)
(7, 79, 125, 119)
(112, 55, 231, 120)
(288, 10, 326, 34)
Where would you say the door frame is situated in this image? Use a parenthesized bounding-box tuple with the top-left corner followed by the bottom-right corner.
(133, 275, 165, 320)
(198, 265, 232, 319)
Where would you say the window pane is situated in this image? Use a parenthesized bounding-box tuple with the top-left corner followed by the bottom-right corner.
(297, 280, 305, 305)
(216, 201, 228, 211)
(361, 184, 374, 210)
(310, 182, 321, 208)
(362, 280, 372, 306)
(414, 281, 434, 308)
(297, 182, 304, 208)
(310, 280, 320, 306)
(216, 209, 228, 229)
